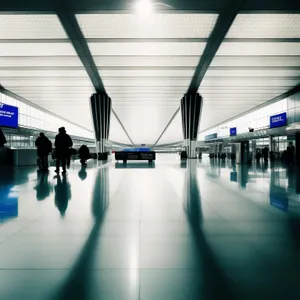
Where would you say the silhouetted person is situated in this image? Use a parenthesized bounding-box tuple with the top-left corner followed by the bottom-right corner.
(54, 175, 71, 217)
(35, 132, 52, 171)
(54, 127, 73, 174)
(0, 128, 7, 147)
(78, 145, 90, 166)
(35, 171, 51, 201)
(78, 165, 87, 181)
(262, 146, 269, 162)
(256, 149, 262, 163)
(287, 142, 295, 165)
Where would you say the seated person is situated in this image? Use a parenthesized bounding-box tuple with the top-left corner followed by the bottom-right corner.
(78, 145, 90, 166)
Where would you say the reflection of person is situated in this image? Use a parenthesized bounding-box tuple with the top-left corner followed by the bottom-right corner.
(287, 142, 295, 164)
(54, 175, 71, 216)
(0, 128, 7, 147)
(78, 165, 87, 181)
(262, 147, 269, 162)
(35, 132, 52, 171)
(35, 171, 51, 201)
(54, 127, 73, 174)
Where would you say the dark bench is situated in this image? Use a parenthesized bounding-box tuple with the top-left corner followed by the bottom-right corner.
(115, 151, 156, 163)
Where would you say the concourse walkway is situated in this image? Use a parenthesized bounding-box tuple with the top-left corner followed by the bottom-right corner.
(0, 155, 300, 300)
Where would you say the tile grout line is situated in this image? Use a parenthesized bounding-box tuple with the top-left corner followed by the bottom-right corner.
(138, 191, 142, 300)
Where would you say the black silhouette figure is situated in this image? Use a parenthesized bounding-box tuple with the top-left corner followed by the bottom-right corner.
(35, 132, 52, 171)
(55, 127, 73, 174)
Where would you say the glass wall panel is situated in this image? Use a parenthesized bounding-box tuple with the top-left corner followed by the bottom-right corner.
(0, 92, 93, 139)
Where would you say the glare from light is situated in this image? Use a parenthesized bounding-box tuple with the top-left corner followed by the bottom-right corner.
(135, 0, 154, 15)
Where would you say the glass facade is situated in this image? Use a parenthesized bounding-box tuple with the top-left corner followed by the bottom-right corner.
(0, 92, 94, 139)
(199, 98, 288, 140)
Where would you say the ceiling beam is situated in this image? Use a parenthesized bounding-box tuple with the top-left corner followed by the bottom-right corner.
(55, 3, 106, 93)
(187, 0, 244, 94)
(0, 0, 299, 13)
(55, 1, 135, 145)
(152, 107, 181, 147)
(112, 109, 135, 146)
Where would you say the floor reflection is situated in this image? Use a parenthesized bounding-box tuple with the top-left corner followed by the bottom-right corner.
(78, 165, 88, 181)
(35, 171, 53, 201)
(115, 162, 155, 169)
(54, 167, 110, 300)
(183, 161, 236, 300)
(54, 175, 72, 217)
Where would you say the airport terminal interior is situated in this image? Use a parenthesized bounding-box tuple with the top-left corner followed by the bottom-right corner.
(1, 0, 300, 299)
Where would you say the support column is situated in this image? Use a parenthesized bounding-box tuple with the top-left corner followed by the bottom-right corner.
(181, 93, 203, 158)
(90, 93, 112, 160)
(295, 132, 300, 166)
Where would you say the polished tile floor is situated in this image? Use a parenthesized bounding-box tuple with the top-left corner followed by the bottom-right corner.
(0, 154, 300, 300)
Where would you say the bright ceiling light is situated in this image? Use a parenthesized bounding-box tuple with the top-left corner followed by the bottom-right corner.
(135, 0, 154, 14)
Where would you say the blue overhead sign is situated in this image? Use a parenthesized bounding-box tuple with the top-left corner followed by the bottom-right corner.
(205, 133, 218, 141)
(270, 112, 287, 129)
(230, 127, 237, 136)
(0, 103, 19, 129)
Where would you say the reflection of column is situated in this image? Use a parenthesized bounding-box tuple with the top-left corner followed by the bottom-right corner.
(296, 132, 300, 166)
(184, 161, 201, 222)
(181, 93, 203, 159)
(92, 167, 110, 219)
(252, 140, 256, 161)
(269, 136, 275, 152)
(90, 93, 112, 160)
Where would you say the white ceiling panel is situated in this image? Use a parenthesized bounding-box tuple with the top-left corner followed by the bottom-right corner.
(113, 105, 178, 144)
(226, 14, 300, 38)
(39, 104, 93, 130)
(200, 106, 256, 130)
(0, 14, 67, 39)
(210, 56, 300, 67)
(109, 93, 183, 98)
(99, 69, 195, 77)
(8, 86, 95, 93)
(217, 42, 300, 56)
(88, 42, 206, 56)
(77, 14, 218, 38)
(106, 86, 187, 93)
(1, 78, 93, 87)
(157, 111, 182, 145)
(205, 69, 300, 77)
(94, 56, 200, 67)
(103, 78, 191, 87)
(0, 43, 77, 56)
(0, 56, 84, 67)
(0, 70, 87, 77)
(201, 78, 299, 87)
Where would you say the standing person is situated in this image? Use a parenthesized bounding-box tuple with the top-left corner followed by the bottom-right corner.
(35, 132, 52, 171)
(262, 146, 269, 162)
(54, 127, 73, 174)
(0, 128, 7, 147)
(287, 142, 295, 164)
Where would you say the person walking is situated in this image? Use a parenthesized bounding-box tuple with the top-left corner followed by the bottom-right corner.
(0, 128, 7, 147)
(35, 132, 52, 171)
(54, 127, 73, 174)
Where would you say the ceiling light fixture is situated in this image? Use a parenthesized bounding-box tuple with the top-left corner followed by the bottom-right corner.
(134, 0, 173, 14)
(135, 0, 154, 15)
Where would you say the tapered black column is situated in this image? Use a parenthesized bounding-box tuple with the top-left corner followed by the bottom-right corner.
(181, 93, 203, 158)
(90, 93, 112, 160)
